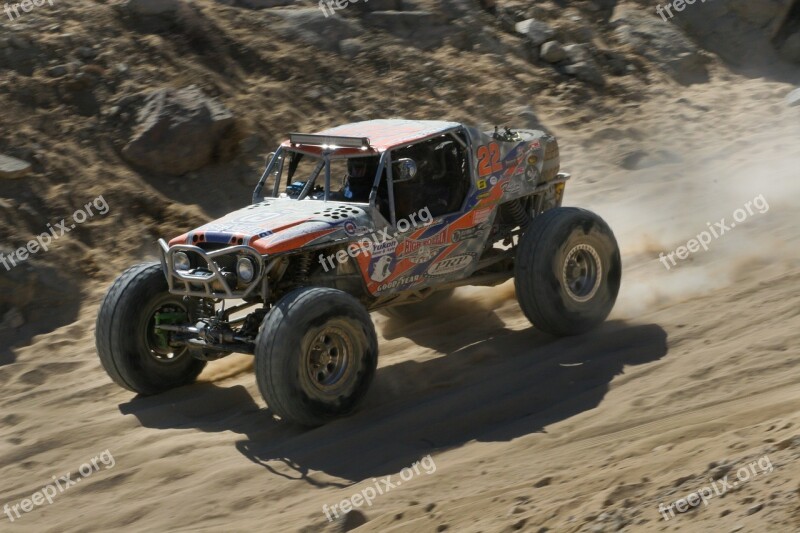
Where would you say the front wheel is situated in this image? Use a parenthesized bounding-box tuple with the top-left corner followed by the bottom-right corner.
(515, 207, 621, 336)
(255, 287, 378, 426)
(95, 263, 206, 395)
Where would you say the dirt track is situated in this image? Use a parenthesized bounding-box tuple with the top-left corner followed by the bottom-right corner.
(1, 58, 799, 533)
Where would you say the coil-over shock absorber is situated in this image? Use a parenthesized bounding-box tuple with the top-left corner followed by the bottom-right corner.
(292, 252, 312, 285)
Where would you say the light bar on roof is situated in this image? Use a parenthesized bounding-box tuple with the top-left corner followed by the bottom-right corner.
(289, 133, 371, 149)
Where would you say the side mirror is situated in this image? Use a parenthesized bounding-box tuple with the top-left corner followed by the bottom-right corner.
(392, 158, 417, 183)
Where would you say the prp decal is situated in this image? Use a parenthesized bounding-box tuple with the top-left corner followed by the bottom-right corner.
(427, 254, 474, 276)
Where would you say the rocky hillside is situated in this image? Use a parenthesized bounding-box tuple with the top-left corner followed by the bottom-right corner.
(0, 0, 799, 355)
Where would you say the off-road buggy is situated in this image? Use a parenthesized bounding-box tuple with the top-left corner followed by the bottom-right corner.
(96, 119, 621, 426)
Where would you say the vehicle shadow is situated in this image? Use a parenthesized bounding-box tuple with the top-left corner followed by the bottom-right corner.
(120, 319, 668, 486)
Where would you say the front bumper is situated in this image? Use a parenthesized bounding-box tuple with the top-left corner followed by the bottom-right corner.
(158, 239, 265, 299)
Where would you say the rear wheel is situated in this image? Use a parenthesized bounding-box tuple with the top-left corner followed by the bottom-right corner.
(255, 287, 378, 426)
(514, 207, 621, 336)
(95, 263, 206, 395)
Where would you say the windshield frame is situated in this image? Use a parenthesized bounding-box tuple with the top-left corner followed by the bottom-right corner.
(252, 148, 390, 207)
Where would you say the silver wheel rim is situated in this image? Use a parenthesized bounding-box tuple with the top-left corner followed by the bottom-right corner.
(562, 243, 602, 303)
(301, 321, 359, 399)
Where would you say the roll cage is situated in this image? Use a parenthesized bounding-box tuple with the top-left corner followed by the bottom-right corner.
(252, 126, 472, 227)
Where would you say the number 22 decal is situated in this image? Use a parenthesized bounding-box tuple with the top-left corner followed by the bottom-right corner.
(477, 142, 503, 178)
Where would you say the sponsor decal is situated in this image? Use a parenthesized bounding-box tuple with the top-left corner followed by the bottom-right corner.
(477, 178, 488, 190)
(343, 220, 358, 235)
(397, 232, 449, 264)
(370, 255, 395, 282)
(452, 224, 486, 242)
(343, 220, 371, 236)
(501, 180, 522, 195)
(489, 175, 498, 186)
(525, 165, 539, 183)
(369, 238, 398, 257)
(527, 154, 539, 166)
(376, 274, 422, 293)
(427, 254, 474, 276)
(473, 208, 493, 224)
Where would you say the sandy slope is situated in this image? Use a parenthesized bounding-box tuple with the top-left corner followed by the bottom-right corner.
(1, 67, 800, 533)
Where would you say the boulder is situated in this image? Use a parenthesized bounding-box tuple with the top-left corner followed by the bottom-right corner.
(612, 8, 709, 85)
(0, 154, 31, 179)
(781, 32, 800, 64)
(787, 88, 800, 107)
(236, 0, 293, 7)
(271, 8, 364, 52)
(364, 11, 450, 49)
(564, 62, 605, 86)
(515, 18, 556, 46)
(122, 0, 182, 16)
(540, 41, 566, 63)
(121, 85, 237, 176)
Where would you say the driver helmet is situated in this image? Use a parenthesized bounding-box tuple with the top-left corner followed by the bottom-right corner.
(345, 157, 379, 200)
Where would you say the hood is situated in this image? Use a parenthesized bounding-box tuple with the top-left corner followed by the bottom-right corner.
(168, 198, 376, 254)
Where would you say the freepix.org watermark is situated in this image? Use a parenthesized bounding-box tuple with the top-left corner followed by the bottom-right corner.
(322, 455, 437, 522)
(318, 206, 433, 272)
(658, 455, 773, 521)
(318, 0, 364, 18)
(659, 194, 769, 270)
(655, 0, 712, 23)
(3, 450, 115, 523)
(0, 195, 109, 272)
(4, 0, 56, 22)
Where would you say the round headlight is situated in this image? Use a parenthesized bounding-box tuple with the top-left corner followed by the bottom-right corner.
(237, 257, 256, 283)
(173, 252, 191, 271)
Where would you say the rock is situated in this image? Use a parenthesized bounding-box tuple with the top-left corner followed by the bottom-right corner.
(339, 38, 364, 59)
(235, 0, 293, 7)
(565, 62, 605, 86)
(364, 11, 449, 49)
(728, 0, 785, 28)
(8, 35, 32, 49)
(339, 509, 368, 531)
(351, 0, 403, 11)
(123, 0, 182, 15)
(76, 46, 97, 60)
(47, 65, 68, 78)
(515, 18, 556, 46)
(0, 154, 32, 179)
(271, 9, 364, 52)
(612, 8, 709, 85)
(781, 32, 800, 64)
(745, 503, 764, 515)
(121, 85, 237, 176)
(540, 41, 566, 63)
(0, 308, 24, 330)
(563, 43, 592, 64)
